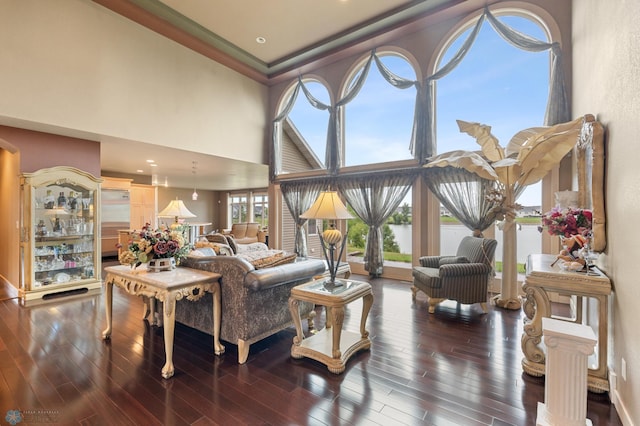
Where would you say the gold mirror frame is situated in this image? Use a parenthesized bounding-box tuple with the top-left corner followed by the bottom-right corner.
(576, 115, 606, 252)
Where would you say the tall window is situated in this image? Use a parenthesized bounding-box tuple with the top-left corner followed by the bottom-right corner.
(253, 193, 269, 228)
(436, 14, 550, 269)
(229, 194, 247, 224)
(340, 53, 417, 267)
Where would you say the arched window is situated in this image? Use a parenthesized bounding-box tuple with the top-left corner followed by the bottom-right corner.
(435, 12, 551, 271)
(277, 79, 331, 174)
(343, 53, 417, 167)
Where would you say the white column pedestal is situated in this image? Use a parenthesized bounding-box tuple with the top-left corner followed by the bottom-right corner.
(536, 317, 597, 426)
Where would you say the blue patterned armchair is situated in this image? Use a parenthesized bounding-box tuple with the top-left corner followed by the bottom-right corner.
(412, 236, 497, 314)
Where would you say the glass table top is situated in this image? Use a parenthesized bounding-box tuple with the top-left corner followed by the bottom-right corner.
(300, 278, 369, 295)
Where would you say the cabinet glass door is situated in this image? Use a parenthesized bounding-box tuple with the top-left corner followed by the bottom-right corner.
(21, 166, 102, 301)
(32, 184, 96, 288)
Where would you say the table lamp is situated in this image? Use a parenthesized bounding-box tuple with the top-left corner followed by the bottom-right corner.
(301, 190, 352, 287)
(158, 198, 196, 226)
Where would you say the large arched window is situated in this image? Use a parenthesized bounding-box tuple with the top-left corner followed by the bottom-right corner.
(435, 12, 551, 271)
(343, 53, 417, 167)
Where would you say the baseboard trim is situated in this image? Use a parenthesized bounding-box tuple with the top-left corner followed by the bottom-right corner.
(0, 273, 19, 301)
(609, 369, 635, 426)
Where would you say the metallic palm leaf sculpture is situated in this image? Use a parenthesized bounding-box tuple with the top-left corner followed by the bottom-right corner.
(426, 114, 595, 309)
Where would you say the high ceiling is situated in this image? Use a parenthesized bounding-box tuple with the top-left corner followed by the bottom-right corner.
(93, 0, 466, 190)
(149, 0, 454, 77)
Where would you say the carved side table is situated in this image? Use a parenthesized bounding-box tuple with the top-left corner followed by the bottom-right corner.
(102, 265, 223, 379)
(521, 254, 611, 393)
(289, 278, 373, 374)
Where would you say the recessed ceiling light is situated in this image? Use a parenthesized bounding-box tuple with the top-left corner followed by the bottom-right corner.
(150, 163, 158, 167)
(136, 169, 144, 173)
(146, 159, 155, 163)
(256, 36, 266, 44)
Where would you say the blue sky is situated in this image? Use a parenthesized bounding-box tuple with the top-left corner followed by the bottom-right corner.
(289, 15, 549, 207)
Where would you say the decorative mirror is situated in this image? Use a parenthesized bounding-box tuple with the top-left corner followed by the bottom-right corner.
(575, 114, 606, 252)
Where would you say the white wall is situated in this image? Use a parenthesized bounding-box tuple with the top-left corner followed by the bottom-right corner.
(572, 0, 640, 423)
(0, 0, 268, 164)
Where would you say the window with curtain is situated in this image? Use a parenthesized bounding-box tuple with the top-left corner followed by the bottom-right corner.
(283, 79, 331, 173)
(272, 6, 563, 279)
(435, 13, 550, 269)
(344, 53, 417, 167)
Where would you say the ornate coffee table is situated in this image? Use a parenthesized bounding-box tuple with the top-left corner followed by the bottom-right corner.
(288, 278, 373, 374)
(102, 265, 223, 379)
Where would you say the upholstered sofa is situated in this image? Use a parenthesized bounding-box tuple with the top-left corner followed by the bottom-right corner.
(176, 253, 326, 364)
(227, 222, 267, 244)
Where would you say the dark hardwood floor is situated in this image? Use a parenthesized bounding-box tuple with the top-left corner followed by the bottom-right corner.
(0, 266, 620, 425)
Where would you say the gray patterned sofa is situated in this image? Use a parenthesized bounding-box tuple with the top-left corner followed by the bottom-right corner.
(177, 254, 325, 364)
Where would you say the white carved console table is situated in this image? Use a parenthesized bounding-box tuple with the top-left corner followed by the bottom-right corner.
(102, 265, 223, 379)
(521, 254, 611, 393)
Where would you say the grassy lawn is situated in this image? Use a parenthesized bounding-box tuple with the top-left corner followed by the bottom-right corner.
(440, 216, 541, 225)
(349, 216, 537, 272)
(348, 247, 525, 273)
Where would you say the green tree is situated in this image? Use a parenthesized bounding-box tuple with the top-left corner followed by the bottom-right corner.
(382, 224, 400, 252)
(347, 220, 368, 249)
(347, 219, 400, 253)
(401, 203, 411, 224)
(387, 202, 411, 225)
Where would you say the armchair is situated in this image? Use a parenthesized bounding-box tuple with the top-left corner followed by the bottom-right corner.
(412, 236, 497, 314)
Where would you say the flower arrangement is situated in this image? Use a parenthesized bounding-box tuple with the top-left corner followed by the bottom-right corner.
(538, 206, 593, 238)
(117, 223, 191, 268)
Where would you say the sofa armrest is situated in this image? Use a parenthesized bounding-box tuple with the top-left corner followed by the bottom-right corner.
(244, 259, 326, 291)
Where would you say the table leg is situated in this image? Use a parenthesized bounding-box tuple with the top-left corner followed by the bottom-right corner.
(288, 297, 304, 353)
(142, 296, 150, 321)
(521, 282, 551, 376)
(150, 297, 157, 325)
(211, 282, 225, 355)
(326, 306, 333, 329)
(330, 306, 345, 359)
(142, 296, 157, 325)
(102, 280, 113, 339)
(162, 297, 176, 379)
(360, 293, 373, 338)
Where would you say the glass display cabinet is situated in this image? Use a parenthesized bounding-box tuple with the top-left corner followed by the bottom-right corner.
(20, 166, 102, 302)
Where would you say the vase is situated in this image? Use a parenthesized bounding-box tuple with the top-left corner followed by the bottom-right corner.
(147, 257, 176, 272)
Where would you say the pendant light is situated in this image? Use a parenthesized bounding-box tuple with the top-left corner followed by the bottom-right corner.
(192, 161, 199, 201)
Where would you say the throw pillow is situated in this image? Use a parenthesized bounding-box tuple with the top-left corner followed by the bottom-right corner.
(190, 247, 216, 257)
(194, 241, 232, 256)
(439, 256, 469, 266)
(225, 235, 239, 254)
(236, 249, 297, 269)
